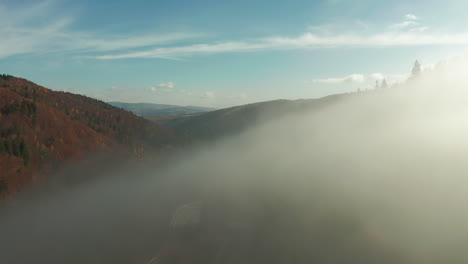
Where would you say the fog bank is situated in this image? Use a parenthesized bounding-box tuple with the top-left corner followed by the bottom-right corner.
(2, 57, 468, 263)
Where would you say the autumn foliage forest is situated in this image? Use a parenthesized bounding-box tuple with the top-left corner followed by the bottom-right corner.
(0, 75, 185, 198)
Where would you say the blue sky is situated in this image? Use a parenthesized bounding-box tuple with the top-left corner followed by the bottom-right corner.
(1, 0, 468, 107)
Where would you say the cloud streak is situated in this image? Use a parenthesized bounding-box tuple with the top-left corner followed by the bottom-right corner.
(96, 31, 468, 60)
(201, 92, 216, 100)
(149, 82, 176, 93)
(390, 14, 427, 32)
(313, 74, 365, 84)
(0, 1, 200, 59)
(312, 73, 408, 87)
(405, 14, 418, 21)
(390, 20, 418, 29)
(2, 4, 467, 61)
(156, 82, 175, 89)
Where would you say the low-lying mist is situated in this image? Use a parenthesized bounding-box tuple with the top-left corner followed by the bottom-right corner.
(2, 56, 468, 263)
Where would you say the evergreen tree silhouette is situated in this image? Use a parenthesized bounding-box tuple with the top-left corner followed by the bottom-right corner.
(381, 79, 388, 88)
(411, 60, 422, 78)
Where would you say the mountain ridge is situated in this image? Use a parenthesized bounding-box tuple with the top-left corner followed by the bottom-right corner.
(109, 101, 215, 116)
(148, 95, 347, 141)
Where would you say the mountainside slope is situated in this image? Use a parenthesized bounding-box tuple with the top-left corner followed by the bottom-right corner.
(0, 75, 185, 197)
(150, 95, 346, 141)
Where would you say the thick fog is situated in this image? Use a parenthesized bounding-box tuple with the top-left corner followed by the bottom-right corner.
(2, 56, 468, 263)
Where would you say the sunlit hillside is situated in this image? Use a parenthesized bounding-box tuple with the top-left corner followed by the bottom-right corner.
(0, 75, 185, 197)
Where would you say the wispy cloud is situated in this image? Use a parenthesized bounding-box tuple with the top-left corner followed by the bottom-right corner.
(201, 92, 216, 100)
(312, 73, 408, 87)
(156, 82, 175, 89)
(405, 14, 419, 21)
(94, 13, 461, 60)
(390, 20, 418, 29)
(313, 74, 365, 84)
(0, 1, 199, 59)
(95, 42, 267, 59)
(149, 82, 176, 93)
(1, 4, 466, 61)
(370, 73, 385, 80)
(389, 14, 428, 32)
(97, 30, 468, 60)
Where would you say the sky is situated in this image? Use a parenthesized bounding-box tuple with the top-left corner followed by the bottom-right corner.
(1, 0, 468, 107)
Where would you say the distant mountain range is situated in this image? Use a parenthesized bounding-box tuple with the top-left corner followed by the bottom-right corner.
(148, 96, 345, 141)
(108, 102, 215, 116)
(0, 75, 186, 197)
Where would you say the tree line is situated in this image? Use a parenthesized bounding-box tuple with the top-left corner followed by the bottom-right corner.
(0, 177, 6, 197)
(1, 100, 37, 117)
(0, 137, 30, 167)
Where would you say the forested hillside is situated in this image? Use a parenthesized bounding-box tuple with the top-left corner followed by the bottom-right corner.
(0, 75, 186, 197)
(151, 95, 345, 141)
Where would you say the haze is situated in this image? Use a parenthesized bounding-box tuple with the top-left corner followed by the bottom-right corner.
(1, 57, 468, 263)
(2, 1, 468, 264)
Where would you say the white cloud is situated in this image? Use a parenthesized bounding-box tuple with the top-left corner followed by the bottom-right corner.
(390, 20, 418, 29)
(313, 74, 365, 84)
(156, 82, 175, 89)
(390, 14, 423, 30)
(149, 81, 176, 93)
(95, 42, 266, 59)
(96, 30, 468, 60)
(270, 31, 468, 46)
(312, 73, 408, 88)
(405, 14, 419, 21)
(370, 73, 385, 80)
(201, 92, 216, 100)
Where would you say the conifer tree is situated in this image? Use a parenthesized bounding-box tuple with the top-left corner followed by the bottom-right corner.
(411, 60, 422, 78)
(381, 79, 388, 89)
